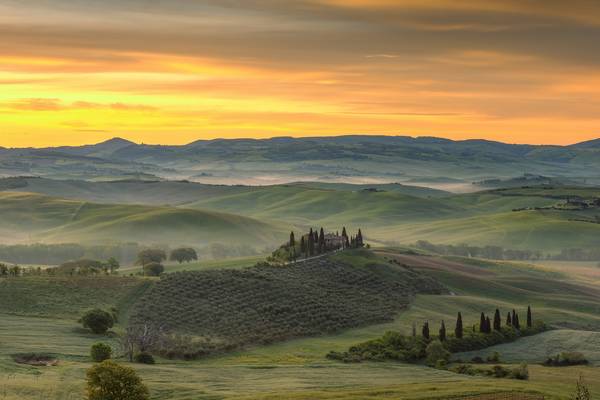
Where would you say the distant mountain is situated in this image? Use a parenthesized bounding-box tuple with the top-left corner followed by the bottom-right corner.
(2, 135, 600, 187)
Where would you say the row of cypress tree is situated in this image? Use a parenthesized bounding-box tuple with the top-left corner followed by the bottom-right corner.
(418, 306, 533, 340)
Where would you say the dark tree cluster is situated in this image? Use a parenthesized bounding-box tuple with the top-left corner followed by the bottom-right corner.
(329, 306, 545, 364)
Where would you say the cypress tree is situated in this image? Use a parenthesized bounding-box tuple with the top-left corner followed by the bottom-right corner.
(289, 231, 295, 248)
(514, 313, 520, 330)
(506, 312, 512, 326)
(300, 236, 306, 258)
(422, 322, 430, 340)
(512, 309, 516, 327)
(455, 312, 463, 339)
(493, 309, 501, 331)
(485, 316, 492, 334)
(439, 320, 446, 341)
(319, 228, 325, 252)
(357, 229, 364, 246)
(308, 230, 315, 256)
(479, 312, 486, 333)
(527, 305, 532, 328)
(342, 226, 347, 238)
(412, 322, 416, 337)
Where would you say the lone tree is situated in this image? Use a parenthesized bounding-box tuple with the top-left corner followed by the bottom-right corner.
(86, 360, 149, 400)
(81, 309, 114, 334)
(493, 309, 502, 331)
(136, 249, 166, 267)
(527, 305, 533, 328)
(169, 248, 197, 264)
(455, 312, 463, 339)
(143, 262, 164, 277)
(422, 321, 430, 340)
(439, 320, 446, 341)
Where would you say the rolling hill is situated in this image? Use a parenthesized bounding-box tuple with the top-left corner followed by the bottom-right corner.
(3, 135, 600, 185)
(0, 192, 288, 246)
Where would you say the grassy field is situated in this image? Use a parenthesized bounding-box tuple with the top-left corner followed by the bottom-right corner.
(1, 250, 600, 399)
(0, 191, 288, 247)
(3, 183, 600, 252)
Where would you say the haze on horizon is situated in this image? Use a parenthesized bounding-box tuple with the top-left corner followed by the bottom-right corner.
(1, 0, 600, 147)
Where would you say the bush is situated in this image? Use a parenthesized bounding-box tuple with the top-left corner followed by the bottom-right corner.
(487, 351, 500, 363)
(511, 363, 529, 380)
(544, 352, 588, 366)
(81, 309, 114, 334)
(90, 343, 112, 362)
(86, 360, 149, 400)
(426, 340, 450, 366)
(134, 352, 155, 364)
(143, 262, 164, 277)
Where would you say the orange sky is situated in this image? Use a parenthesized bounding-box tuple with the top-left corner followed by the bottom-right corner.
(1, 0, 600, 147)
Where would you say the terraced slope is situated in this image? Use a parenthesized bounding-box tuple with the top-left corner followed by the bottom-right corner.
(130, 250, 446, 355)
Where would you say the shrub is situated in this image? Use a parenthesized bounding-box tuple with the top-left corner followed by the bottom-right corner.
(511, 363, 529, 380)
(544, 352, 588, 366)
(90, 343, 112, 362)
(81, 309, 114, 334)
(143, 262, 164, 277)
(487, 351, 500, 363)
(426, 340, 450, 366)
(134, 352, 155, 364)
(86, 360, 149, 400)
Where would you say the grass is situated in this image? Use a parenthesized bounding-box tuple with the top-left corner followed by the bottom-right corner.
(1, 250, 600, 399)
(0, 191, 288, 247)
(456, 330, 600, 366)
(0, 275, 149, 319)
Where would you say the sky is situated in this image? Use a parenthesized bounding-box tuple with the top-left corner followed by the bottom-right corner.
(1, 0, 600, 147)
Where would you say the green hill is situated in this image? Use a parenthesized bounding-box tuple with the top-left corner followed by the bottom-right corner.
(0, 192, 287, 247)
(129, 250, 446, 356)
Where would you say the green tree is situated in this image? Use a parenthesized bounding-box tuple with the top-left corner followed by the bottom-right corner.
(514, 312, 521, 330)
(289, 231, 296, 261)
(493, 308, 501, 331)
(86, 360, 149, 400)
(91, 342, 112, 362)
(506, 311, 512, 326)
(422, 321, 430, 340)
(105, 257, 120, 274)
(455, 312, 463, 339)
(81, 309, 114, 334)
(439, 320, 446, 341)
(357, 229, 364, 246)
(300, 236, 306, 257)
(136, 249, 166, 267)
(169, 248, 198, 264)
(527, 305, 532, 328)
(143, 262, 164, 277)
(479, 312, 486, 333)
(426, 340, 450, 366)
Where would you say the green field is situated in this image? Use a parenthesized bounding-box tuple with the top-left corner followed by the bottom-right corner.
(0, 191, 288, 247)
(3, 180, 600, 252)
(1, 249, 600, 399)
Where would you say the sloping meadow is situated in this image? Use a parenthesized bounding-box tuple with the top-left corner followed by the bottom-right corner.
(129, 250, 446, 358)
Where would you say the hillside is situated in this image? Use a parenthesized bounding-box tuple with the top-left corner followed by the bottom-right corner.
(0, 177, 447, 205)
(129, 250, 446, 356)
(0, 192, 287, 246)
